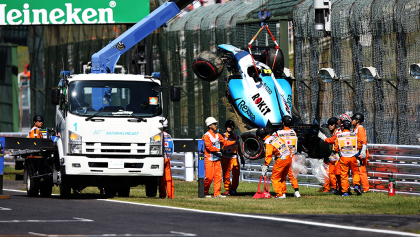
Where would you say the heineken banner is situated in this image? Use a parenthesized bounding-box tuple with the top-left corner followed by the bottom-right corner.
(0, 0, 150, 25)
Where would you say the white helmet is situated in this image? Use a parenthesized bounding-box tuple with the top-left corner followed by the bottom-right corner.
(162, 119, 168, 128)
(205, 117, 218, 127)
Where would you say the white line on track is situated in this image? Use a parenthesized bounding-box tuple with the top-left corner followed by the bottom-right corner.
(0, 217, 93, 223)
(28, 231, 196, 236)
(99, 199, 420, 237)
(3, 189, 59, 196)
(0, 207, 11, 210)
(4, 188, 419, 236)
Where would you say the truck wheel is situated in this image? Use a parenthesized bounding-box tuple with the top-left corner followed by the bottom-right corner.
(117, 187, 130, 197)
(145, 178, 158, 197)
(40, 177, 53, 197)
(106, 187, 117, 197)
(239, 129, 265, 160)
(26, 167, 39, 197)
(59, 171, 71, 198)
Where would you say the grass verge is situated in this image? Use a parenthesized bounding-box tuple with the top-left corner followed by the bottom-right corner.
(50, 180, 420, 215)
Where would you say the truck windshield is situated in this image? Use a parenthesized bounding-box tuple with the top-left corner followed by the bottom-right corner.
(68, 80, 162, 117)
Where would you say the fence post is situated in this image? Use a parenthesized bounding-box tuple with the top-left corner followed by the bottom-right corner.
(184, 152, 194, 181)
(198, 140, 205, 198)
(0, 137, 10, 199)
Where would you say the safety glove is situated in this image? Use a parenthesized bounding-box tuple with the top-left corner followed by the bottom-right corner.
(360, 144, 367, 159)
(261, 165, 269, 176)
(241, 157, 245, 168)
(318, 131, 327, 141)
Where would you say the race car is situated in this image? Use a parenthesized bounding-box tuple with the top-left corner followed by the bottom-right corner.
(192, 44, 331, 160)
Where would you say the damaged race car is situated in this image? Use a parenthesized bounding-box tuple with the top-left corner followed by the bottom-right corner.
(192, 44, 332, 160)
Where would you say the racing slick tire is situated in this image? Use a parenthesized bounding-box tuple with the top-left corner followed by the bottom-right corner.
(239, 129, 265, 160)
(267, 48, 284, 77)
(193, 51, 225, 82)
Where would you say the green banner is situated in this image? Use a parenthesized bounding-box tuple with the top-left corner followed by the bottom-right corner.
(0, 0, 150, 25)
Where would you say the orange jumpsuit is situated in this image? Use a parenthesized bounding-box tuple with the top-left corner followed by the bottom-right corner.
(264, 135, 292, 197)
(27, 126, 43, 138)
(159, 132, 174, 199)
(323, 129, 339, 192)
(203, 130, 236, 197)
(334, 129, 361, 193)
(354, 124, 370, 192)
(276, 127, 299, 194)
(221, 132, 240, 192)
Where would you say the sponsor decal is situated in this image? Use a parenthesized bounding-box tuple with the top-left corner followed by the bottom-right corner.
(251, 93, 272, 116)
(149, 97, 158, 105)
(106, 131, 139, 135)
(93, 130, 139, 135)
(0, 3, 116, 25)
(93, 129, 105, 135)
(263, 83, 272, 94)
(237, 99, 256, 121)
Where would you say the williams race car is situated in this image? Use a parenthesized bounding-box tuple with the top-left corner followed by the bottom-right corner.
(192, 44, 332, 160)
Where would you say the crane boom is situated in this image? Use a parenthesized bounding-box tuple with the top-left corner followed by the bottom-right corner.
(91, 0, 193, 74)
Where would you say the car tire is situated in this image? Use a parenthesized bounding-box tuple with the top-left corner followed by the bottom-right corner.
(240, 129, 265, 160)
(192, 51, 224, 82)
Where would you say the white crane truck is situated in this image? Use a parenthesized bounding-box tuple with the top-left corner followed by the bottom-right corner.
(4, 0, 193, 198)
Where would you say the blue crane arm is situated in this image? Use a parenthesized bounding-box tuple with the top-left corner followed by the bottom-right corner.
(91, 0, 193, 74)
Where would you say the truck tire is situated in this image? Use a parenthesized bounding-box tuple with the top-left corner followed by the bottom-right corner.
(117, 187, 130, 197)
(26, 166, 39, 197)
(106, 187, 117, 197)
(145, 178, 158, 197)
(40, 177, 53, 197)
(59, 171, 71, 198)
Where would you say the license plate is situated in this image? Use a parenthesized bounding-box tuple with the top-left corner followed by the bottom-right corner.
(109, 160, 124, 169)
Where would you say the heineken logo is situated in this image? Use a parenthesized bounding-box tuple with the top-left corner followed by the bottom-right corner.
(0, 2, 117, 25)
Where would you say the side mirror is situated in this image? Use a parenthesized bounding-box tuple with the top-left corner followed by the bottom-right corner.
(170, 86, 181, 102)
(51, 89, 60, 105)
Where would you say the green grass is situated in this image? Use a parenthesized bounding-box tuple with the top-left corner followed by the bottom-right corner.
(5, 165, 420, 216)
(3, 166, 23, 181)
(50, 180, 420, 216)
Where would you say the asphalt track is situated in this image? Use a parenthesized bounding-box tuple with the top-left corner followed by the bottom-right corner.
(1, 182, 420, 237)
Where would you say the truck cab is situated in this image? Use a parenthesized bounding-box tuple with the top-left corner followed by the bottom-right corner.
(53, 73, 167, 197)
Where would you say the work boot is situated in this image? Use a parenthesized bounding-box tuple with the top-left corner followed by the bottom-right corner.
(354, 186, 362, 195)
(224, 190, 230, 196)
(274, 194, 286, 199)
(229, 188, 237, 196)
(294, 191, 301, 198)
(342, 193, 349, 197)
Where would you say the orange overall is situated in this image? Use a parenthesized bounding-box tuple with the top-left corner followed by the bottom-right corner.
(27, 126, 43, 159)
(354, 124, 370, 191)
(159, 132, 174, 199)
(264, 135, 292, 197)
(203, 130, 236, 197)
(323, 129, 339, 191)
(276, 127, 299, 194)
(27, 126, 43, 138)
(334, 129, 361, 193)
(221, 132, 240, 192)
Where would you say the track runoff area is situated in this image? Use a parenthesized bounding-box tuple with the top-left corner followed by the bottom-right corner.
(1, 189, 419, 237)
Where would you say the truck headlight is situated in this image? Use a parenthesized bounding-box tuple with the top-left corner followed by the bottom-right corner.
(69, 131, 82, 154)
(150, 132, 162, 155)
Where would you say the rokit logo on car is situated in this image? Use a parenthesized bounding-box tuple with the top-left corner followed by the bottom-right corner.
(235, 99, 256, 121)
(252, 93, 272, 116)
